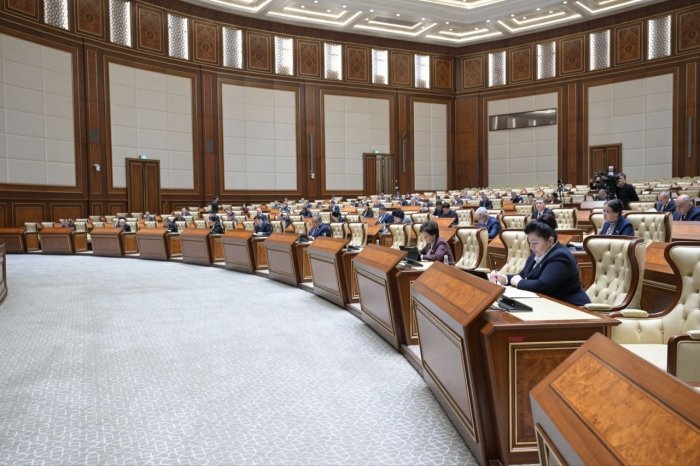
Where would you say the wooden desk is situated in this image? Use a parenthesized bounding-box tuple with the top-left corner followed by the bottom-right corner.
(168, 233, 182, 257)
(307, 237, 349, 307)
(222, 230, 256, 273)
(180, 229, 213, 265)
(72, 230, 88, 252)
(434, 218, 456, 228)
(341, 250, 361, 303)
(294, 241, 312, 283)
(136, 229, 171, 261)
(264, 233, 301, 286)
(25, 229, 39, 251)
(252, 236, 269, 269)
(0, 243, 6, 305)
(395, 261, 434, 346)
(209, 234, 225, 261)
(0, 228, 27, 253)
(487, 236, 507, 270)
(122, 232, 138, 254)
(531, 333, 700, 466)
(91, 228, 124, 256)
(643, 241, 676, 312)
(672, 220, 700, 240)
(38, 227, 75, 254)
(439, 227, 460, 260)
(353, 244, 406, 349)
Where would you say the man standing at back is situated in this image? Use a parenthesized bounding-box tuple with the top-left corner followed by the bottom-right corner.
(615, 173, 639, 210)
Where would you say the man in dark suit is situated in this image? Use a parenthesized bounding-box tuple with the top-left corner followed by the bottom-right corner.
(209, 214, 224, 234)
(253, 215, 272, 234)
(673, 195, 700, 221)
(308, 216, 331, 239)
(475, 207, 501, 239)
(615, 173, 639, 209)
(655, 192, 676, 213)
(116, 217, 131, 232)
(531, 199, 554, 220)
(376, 206, 393, 224)
(434, 202, 457, 225)
(210, 197, 221, 213)
(478, 194, 493, 209)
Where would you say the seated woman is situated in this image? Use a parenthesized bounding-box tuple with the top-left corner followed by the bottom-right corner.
(600, 199, 633, 235)
(419, 221, 455, 265)
(299, 206, 313, 218)
(488, 215, 590, 306)
(360, 203, 374, 218)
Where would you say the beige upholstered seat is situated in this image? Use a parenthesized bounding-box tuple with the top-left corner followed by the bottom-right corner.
(41, 222, 55, 228)
(126, 221, 138, 232)
(130, 212, 144, 219)
(292, 221, 307, 235)
(91, 221, 105, 228)
(583, 236, 646, 312)
(104, 215, 116, 224)
(410, 213, 429, 224)
(222, 220, 235, 232)
(455, 209, 473, 227)
(411, 224, 427, 251)
(330, 222, 346, 239)
(638, 194, 658, 202)
(611, 242, 700, 383)
(319, 212, 332, 224)
(270, 220, 284, 233)
(623, 211, 672, 243)
(552, 208, 577, 229)
(514, 204, 533, 216)
(74, 222, 88, 233)
(571, 194, 585, 204)
(24, 222, 39, 233)
(242, 221, 255, 231)
(346, 222, 368, 248)
(628, 201, 657, 211)
(345, 214, 360, 223)
(115, 212, 127, 217)
(490, 198, 503, 210)
(184, 217, 194, 227)
(389, 224, 407, 249)
(89, 215, 102, 222)
(501, 214, 527, 229)
(455, 227, 489, 270)
(234, 215, 247, 225)
(144, 221, 158, 229)
(487, 209, 501, 218)
(589, 212, 604, 232)
(194, 220, 207, 229)
(499, 229, 530, 274)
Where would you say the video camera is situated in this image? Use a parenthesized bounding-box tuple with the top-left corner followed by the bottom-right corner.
(592, 169, 619, 197)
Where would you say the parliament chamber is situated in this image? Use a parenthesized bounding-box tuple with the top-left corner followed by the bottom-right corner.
(1, 0, 700, 464)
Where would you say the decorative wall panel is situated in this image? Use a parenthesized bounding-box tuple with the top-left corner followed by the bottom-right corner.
(462, 56, 484, 89)
(14, 205, 44, 225)
(391, 51, 412, 87)
(433, 57, 452, 90)
(414, 102, 447, 191)
(6, 0, 39, 20)
(137, 5, 163, 53)
(345, 46, 368, 83)
(193, 20, 217, 64)
(678, 9, 700, 51)
(560, 36, 584, 74)
(615, 24, 642, 65)
(509, 47, 532, 83)
(297, 39, 320, 78)
(247, 31, 271, 73)
(76, 0, 103, 37)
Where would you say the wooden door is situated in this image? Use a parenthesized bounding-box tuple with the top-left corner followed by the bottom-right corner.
(127, 159, 161, 213)
(589, 144, 622, 178)
(363, 153, 394, 195)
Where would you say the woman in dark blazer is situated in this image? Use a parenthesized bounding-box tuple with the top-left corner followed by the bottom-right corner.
(419, 221, 454, 264)
(489, 216, 590, 306)
(599, 199, 634, 236)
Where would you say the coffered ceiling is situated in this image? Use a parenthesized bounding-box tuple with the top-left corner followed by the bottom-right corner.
(181, 0, 666, 46)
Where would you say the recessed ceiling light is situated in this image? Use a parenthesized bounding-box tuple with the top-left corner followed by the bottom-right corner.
(326, 9, 331, 12)
(486, 19, 491, 22)
(365, 18, 369, 21)
(421, 17, 425, 20)
(369, 9, 374, 12)
(563, 1, 567, 3)
(474, 27, 479, 30)
(510, 14, 515, 17)
(536, 7, 541, 11)
(342, 4, 347, 8)
(445, 21, 450, 24)
(313, 0, 318, 3)
(549, 10, 554, 13)
(522, 16, 527, 19)
(449, 28, 453, 31)
(396, 13, 400, 16)
(300, 4, 305, 7)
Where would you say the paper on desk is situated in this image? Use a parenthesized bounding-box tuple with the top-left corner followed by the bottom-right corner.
(502, 286, 538, 299)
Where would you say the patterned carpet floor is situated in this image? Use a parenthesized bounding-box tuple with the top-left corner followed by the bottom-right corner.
(0, 254, 475, 465)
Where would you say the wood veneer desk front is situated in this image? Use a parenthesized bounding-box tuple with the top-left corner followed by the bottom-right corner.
(0, 228, 27, 253)
(136, 229, 170, 261)
(91, 228, 124, 257)
(411, 263, 618, 465)
(306, 236, 348, 306)
(0, 243, 6, 305)
(180, 229, 213, 265)
(264, 232, 301, 286)
(531, 333, 700, 466)
(222, 230, 256, 273)
(38, 227, 76, 254)
(672, 220, 700, 240)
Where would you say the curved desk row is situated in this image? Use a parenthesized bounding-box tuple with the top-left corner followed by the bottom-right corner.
(0, 243, 6, 306)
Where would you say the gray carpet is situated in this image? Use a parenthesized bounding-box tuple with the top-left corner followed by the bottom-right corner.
(0, 255, 475, 465)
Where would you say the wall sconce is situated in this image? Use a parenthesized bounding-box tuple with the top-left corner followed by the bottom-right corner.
(93, 163, 101, 172)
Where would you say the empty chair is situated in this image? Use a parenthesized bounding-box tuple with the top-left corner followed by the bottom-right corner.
(115, 212, 128, 218)
(329, 222, 346, 239)
(628, 201, 657, 211)
(498, 229, 530, 274)
(194, 220, 207, 230)
(455, 209, 473, 227)
(490, 198, 503, 210)
(242, 221, 255, 231)
(571, 194, 585, 204)
(623, 212, 672, 243)
(234, 215, 247, 225)
(345, 214, 360, 223)
(455, 227, 489, 270)
(222, 220, 235, 232)
(104, 215, 116, 224)
(411, 224, 427, 251)
(389, 224, 407, 250)
(346, 222, 368, 248)
(270, 220, 284, 233)
(74, 221, 88, 233)
(411, 213, 429, 224)
(130, 212, 144, 220)
(144, 221, 158, 229)
(552, 208, 577, 229)
(24, 222, 39, 233)
(583, 236, 646, 312)
(610, 241, 700, 383)
(89, 215, 102, 222)
(501, 214, 527, 229)
(514, 204, 533, 216)
(91, 221, 106, 228)
(292, 221, 307, 235)
(319, 212, 332, 224)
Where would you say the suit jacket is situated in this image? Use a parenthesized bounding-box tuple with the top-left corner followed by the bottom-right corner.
(479, 199, 493, 209)
(376, 212, 393, 224)
(309, 223, 331, 238)
(211, 223, 224, 234)
(254, 221, 272, 234)
(361, 208, 374, 218)
(616, 183, 639, 209)
(531, 207, 554, 220)
(674, 206, 700, 221)
(478, 216, 501, 239)
(599, 217, 634, 236)
(655, 199, 676, 213)
(419, 237, 454, 264)
(507, 242, 590, 306)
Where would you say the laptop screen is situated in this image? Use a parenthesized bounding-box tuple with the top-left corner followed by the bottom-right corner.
(399, 246, 420, 262)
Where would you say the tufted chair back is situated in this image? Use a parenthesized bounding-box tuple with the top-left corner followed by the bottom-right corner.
(105, 215, 116, 224)
(499, 229, 530, 274)
(623, 211, 672, 243)
(319, 212, 332, 224)
(89, 215, 102, 222)
(345, 214, 360, 223)
(234, 215, 247, 225)
(242, 221, 254, 231)
(127, 221, 138, 232)
(144, 221, 158, 229)
(455, 227, 488, 270)
(24, 222, 39, 233)
(571, 194, 585, 204)
(268, 220, 283, 233)
(552, 208, 577, 229)
(222, 220, 235, 232)
(628, 202, 657, 211)
(389, 224, 407, 249)
(455, 209, 473, 227)
(411, 224, 427, 251)
(347, 222, 368, 248)
(74, 222, 87, 233)
(589, 213, 604, 232)
(131, 212, 144, 220)
(501, 214, 527, 229)
(584, 236, 646, 311)
(289, 221, 305, 235)
(612, 242, 700, 345)
(491, 198, 503, 209)
(514, 204, 533, 216)
(194, 220, 207, 229)
(287, 215, 303, 222)
(41, 222, 55, 228)
(92, 221, 105, 228)
(411, 213, 429, 224)
(329, 222, 345, 239)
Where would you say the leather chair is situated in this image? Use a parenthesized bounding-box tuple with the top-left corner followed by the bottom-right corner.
(91, 221, 106, 228)
(498, 229, 530, 274)
(104, 215, 116, 225)
(222, 220, 235, 232)
(346, 222, 368, 248)
(389, 224, 407, 249)
(411, 224, 427, 251)
(410, 213, 429, 224)
(270, 220, 284, 233)
(130, 212, 144, 220)
(345, 214, 360, 223)
(589, 212, 604, 233)
(144, 221, 158, 229)
(319, 212, 332, 224)
(455, 227, 489, 270)
(329, 222, 346, 239)
(451, 209, 470, 227)
(552, 208, 577, 229)
(610, 241, 700, 383)
(74, 221, 88, 233)
(242, 221, 255, 232)
(623, 211, 672, 243)
(514, 204, 533, 216)
(500, 214, 527, 229)
(582, 236, 646, 312)
(234, 215, 247, 225)
(127, 221, 138, 232)
(292, 221, 307, 235)
(24, 222, 39, 233)
(571, 194, 585, 204)
(628, 201, 657, 211)
(194, 220, 207, 229)
(41, 222, 55, 228)
(89, 215, 102, 222)
(491, 198, 503, 210)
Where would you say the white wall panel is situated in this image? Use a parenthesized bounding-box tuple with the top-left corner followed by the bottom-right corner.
(487, 93, 558, 187)
(413, 102, 448, 191)
(109, 63, 194, 189)
(0, 33, 76, 186)
(587, 73, 673, 180)
(221, 84, 297, 191)
(323, 95, 389, 192)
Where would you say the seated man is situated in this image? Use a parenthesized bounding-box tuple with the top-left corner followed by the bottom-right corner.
(392, 208, 412, 225)
(253, 214, 272, 234)
(478, 193, 493, 209)
(510, 190, 523, 204)
(655, 191, 676, 213)
(594, 189, 608, 201)
(673, 194, 700, 221)
(475, 207, 501, 240)
(375, 205, 393, 224)
(531, 198, 554, 220)
(143, 211, 155, 221)
(434, 202, 457, 224)
(330, 210, 345, 223)
(209, 214, 224, 234)
(165, 217, 178, 233)
(116, 217, 131, 232)
(308, 215, 331, 239)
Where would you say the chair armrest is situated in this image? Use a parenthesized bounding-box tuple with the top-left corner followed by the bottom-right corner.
(688, 330, 700, 340)
(614, 309, 649, 318)
(668, 333, 700, 382)
(473, 267, 491, 274)
(584, 303, 612, 312)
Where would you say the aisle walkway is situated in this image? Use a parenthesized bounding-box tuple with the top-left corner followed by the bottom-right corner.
(0, 255, 475, 465)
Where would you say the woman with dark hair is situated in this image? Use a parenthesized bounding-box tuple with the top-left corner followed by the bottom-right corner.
(489, 216, 590, 306)
(299, 206, 313, 218)
(360, 203, 374, 218)
(419, 221, 454, 264)
(600, 199, 634, 236)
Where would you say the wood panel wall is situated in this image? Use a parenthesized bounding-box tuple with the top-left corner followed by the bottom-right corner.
(0, 0, 698, 226)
